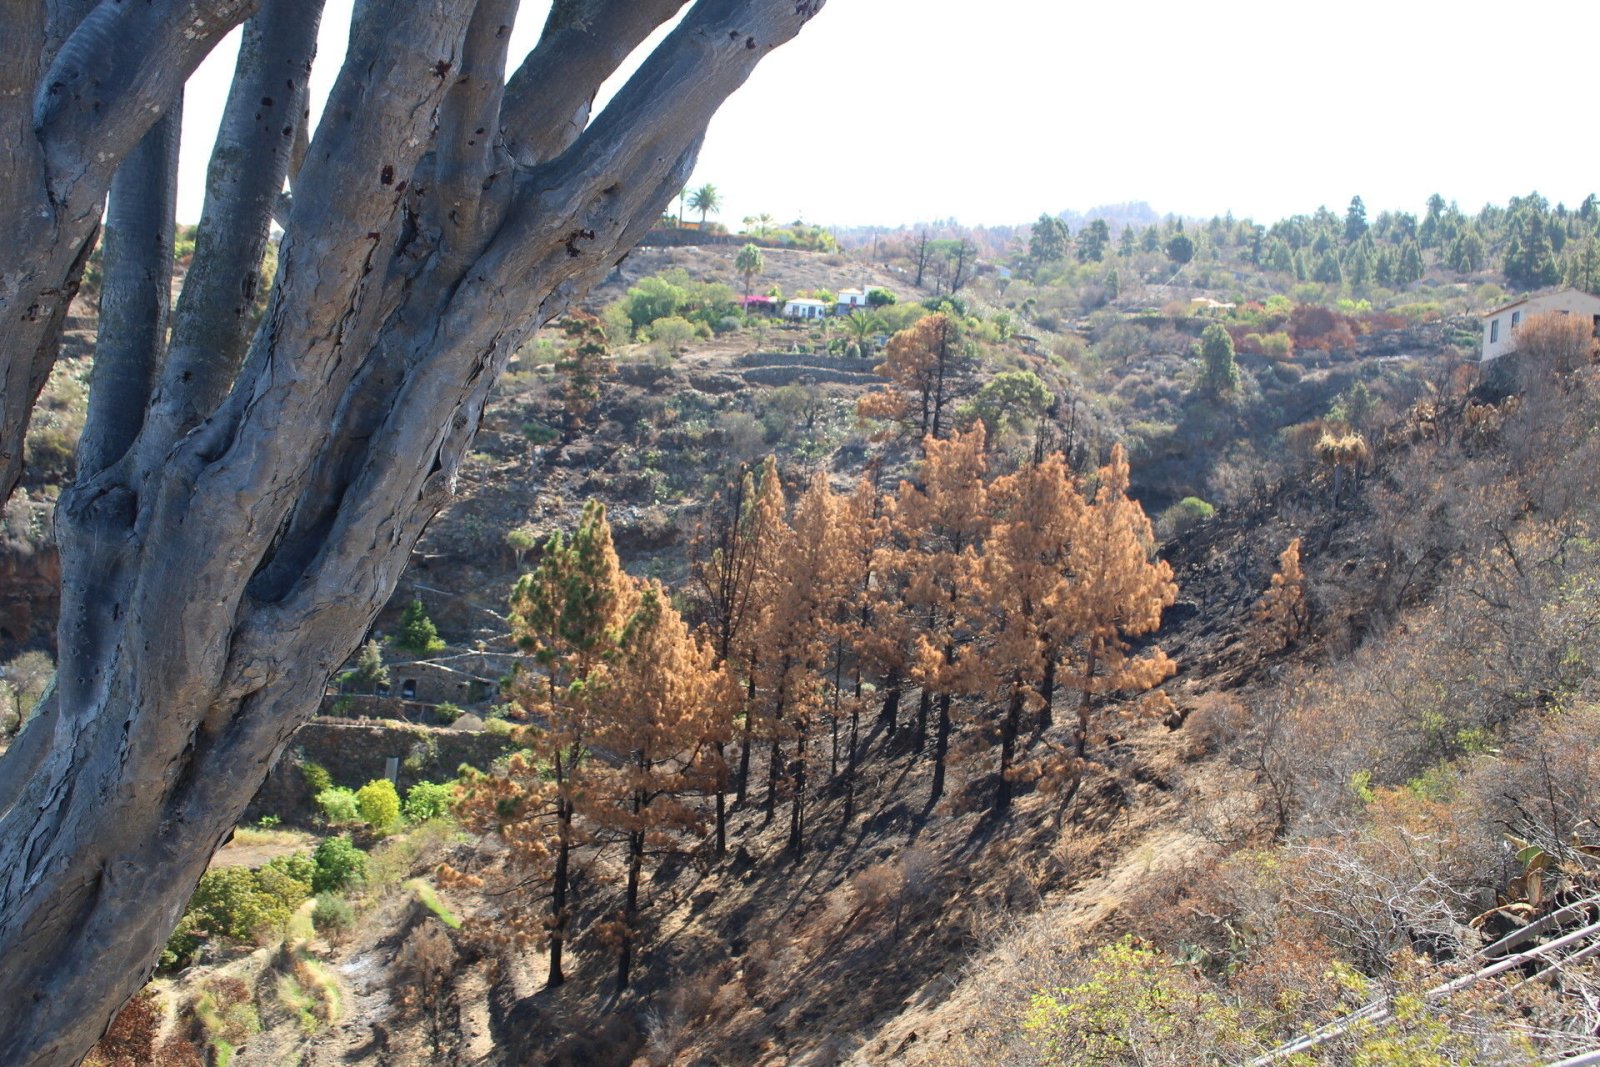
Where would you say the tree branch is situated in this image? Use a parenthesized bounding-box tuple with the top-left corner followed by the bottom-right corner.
(78, 102, 181, 480)
(146, 0, 326, 460)
(433, 0, 519, 270)
(501, 0, 688, 165)
(35, 0, 261, 207)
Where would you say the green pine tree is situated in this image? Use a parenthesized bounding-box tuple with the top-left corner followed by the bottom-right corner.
(396, 599, 445, 654)
(1198, 323, 1240, 396)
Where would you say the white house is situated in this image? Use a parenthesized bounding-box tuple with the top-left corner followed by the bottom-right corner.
(836, 288, 869, 311)
(1480, 287, 1600, 361)
(783, 298, 829, 320)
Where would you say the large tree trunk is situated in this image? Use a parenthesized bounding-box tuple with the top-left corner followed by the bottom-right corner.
(0, 3, 825, 1063)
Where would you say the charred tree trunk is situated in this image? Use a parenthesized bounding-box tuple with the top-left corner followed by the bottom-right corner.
(713, 740, 728, 858)
(914, 688, 931, 753)
(765, 735, 783, 824)
(929, 691, 952, 806)
(549, 751, 573, 990)
(616, 781, 645, 993)
(787, 724, 807, 856)
(996, 678, 1024, 813)
(1075, 642, 1100, 759)
(878, 669, 902, 738)
(844, 686, 861, 825)
(736, 671, 757, 805)
(1038, 655, 1056, 732)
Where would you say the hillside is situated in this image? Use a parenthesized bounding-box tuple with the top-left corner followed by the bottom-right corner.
(9, 205, 1600, 1066)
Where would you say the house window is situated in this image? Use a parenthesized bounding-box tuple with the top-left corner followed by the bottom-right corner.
(1511, 310, 1521, 328)
(1490, 319, 1500, 343)
(401, 679, 417, 700)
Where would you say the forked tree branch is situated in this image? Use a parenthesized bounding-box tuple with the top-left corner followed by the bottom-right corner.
(146, 0, 326, 460)
(77, 104, 181, 481)
(35, 0, 262, 207)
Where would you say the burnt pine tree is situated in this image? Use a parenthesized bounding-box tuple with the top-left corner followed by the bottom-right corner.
(1058, 445, 1178, 760)
(0, 5, 822, 1056)
(688, 458, 782, 853)
(890, 426, 992, 805)
(721, 455, 786, 808)
(1255, 537, 1309, 652)
(585, 581, 736, 992)
(555, 310, 612, 441)
(857, 312, 971, 443)
(829, 473, 885, 825)
(502, 500, 638, 990)
(974, 451, 1086, 811)
(761, 473, 851, 854)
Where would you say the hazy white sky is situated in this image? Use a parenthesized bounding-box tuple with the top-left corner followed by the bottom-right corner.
(179, 1, 1599, 231)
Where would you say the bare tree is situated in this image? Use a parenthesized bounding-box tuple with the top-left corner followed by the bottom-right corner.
(0, 2, 825, 1063)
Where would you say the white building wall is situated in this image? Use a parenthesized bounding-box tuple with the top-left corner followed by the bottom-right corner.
(1481, 289, 1600, 361)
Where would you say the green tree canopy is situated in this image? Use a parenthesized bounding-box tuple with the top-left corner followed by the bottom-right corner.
(964, 370, 1054, 435)
(735, 243, 765, 302)
(1165, 233, 1195, 266)
(1077, 219, 1111, 263)
(1198, 322, 1240, 395)
(688, 182, 722, 228)
(396, 599, 445, 655)
(1029, 214, 1070, 265)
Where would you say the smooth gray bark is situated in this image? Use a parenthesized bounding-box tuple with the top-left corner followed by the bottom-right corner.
(0, 2, 825, 1064)
(0, 0, 260, 504)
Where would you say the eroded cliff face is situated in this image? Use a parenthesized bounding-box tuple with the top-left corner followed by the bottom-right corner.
(0, 495, 60, 657)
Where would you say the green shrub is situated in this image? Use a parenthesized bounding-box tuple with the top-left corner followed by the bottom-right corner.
(175, 861, 312, 952)
(355, 778, 402, 833)
(314, 786, 361, 825)
(1024, 938, 1258, 1065)
(395, 599, 445, 654)
(311, 834, 366, 894)
(522, 420, 560, 445)
(404, 781, 455, 823)
(193, 976, 261, 1054)
(266, 852, 316, 892)
(406, 879, 462, 929)
(298, 760, 333, 794)
(1157, 496, 1215, 540)
(310, 893, 356, 937)
(434, 701, 462, 725)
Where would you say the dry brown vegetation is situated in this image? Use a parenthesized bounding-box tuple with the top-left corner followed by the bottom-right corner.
(53, 237, 1600, 1065)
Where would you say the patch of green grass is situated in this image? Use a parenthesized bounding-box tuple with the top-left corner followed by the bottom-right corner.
(406, 879, 461, 929)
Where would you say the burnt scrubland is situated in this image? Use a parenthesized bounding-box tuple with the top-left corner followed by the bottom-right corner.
(7, 197, 1600, 1065)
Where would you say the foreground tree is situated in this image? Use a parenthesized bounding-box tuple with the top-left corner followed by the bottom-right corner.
(1198, 322, 1240, 396)
(0, 3, 826, 1062)
(972, 452, 1085, 810)
(889, 427, 991, 804)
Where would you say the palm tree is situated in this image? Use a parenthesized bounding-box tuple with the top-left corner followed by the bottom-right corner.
(688, 183, 722, 230)
(844, 309, 883, 357)
(735, 243, 765, 304)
